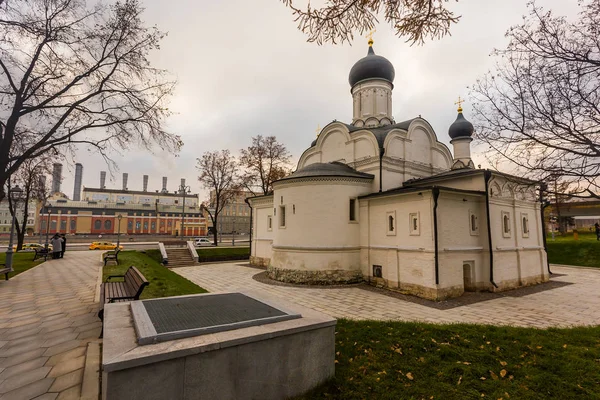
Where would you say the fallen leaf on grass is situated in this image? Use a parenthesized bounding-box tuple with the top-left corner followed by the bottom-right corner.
(490, 371, 499, 380)
(500, 361, 507, 367)
(406, 372, 414, 380)
(480, 377, 487, 381)
(394, 348, 403, 355)
(563, 344, 567, 348)
(500, 369, 507, 378)
(457, 376, 462, 385)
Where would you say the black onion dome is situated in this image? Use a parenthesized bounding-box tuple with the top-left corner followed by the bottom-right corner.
(349, 46, 395, 87)
(448, 111, 474, 139)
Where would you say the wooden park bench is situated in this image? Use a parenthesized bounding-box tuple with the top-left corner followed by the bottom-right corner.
(33, 247, 50, 262)
(0, 265, 10, 280)
(103, 249, 121, 266)
(98, 266, 149, 324)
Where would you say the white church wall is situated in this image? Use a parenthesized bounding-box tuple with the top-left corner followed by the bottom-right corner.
(361, 192, 436, 291)
(268, 178, 371, 282)
(248, 196, 274, 267)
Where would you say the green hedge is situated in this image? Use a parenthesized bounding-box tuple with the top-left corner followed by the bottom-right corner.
(196, 247, 250, 263)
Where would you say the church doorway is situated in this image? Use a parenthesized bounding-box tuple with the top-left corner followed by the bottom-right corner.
(463, 261, 476, 292)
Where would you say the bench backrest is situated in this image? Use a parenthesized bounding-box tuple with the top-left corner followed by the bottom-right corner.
(123, 266, 149, 300)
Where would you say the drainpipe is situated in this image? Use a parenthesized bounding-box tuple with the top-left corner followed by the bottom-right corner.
(484, 171, 499, 288)
(244, 197, 253, 258)
(432, 187, 440, 285)
(539, 183, 552, 275)
(379, 147, 385, 193)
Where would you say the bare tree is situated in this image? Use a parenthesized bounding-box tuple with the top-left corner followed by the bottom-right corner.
(197, 150, 241, 245)
(7, 158, 49, 250)
(0, 0, 182, 202)
(470, 0, 600, 199)
(281, 0, 460, 45)
(239, 135, 292, 196)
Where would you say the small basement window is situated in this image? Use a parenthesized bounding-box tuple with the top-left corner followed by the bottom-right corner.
(267, 216, 273, 231)
(349, 198, 357, 221)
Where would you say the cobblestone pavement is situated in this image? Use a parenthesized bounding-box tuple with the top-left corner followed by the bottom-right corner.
(0, 251, 101, 400)
(175, 264, 600, 328)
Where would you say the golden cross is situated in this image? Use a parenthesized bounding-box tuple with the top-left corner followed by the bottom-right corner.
(366, 29, 376, 46)
(315, 125, 321, 137)
(454, 96, 464, 112)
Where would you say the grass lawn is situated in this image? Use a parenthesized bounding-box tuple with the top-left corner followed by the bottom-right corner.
(546, 232, 600, 267)
(298, 320, 600, 400)
(103, 250, 207, 299)
(0, 251, 44, 280)
(195, 246, 249, 262)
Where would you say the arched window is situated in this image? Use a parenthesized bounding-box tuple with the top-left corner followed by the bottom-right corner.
(523, 217, 529, 234)
(60, 220, 67, 231)
(104, 220, 112, 230)
(94, 220, 101, 230)
(143, 222, 148, 230)
(136, 221, 141, 229)
(471, 214, 477, 231)
(70, 219, 76, 230)
(503, 215, 510, 234)
(151, 222, 156, 231)
(388, 215, 394, 231)
(128, 221, 133, 230)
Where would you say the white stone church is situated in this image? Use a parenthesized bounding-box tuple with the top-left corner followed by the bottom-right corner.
(248, 40, 549, 300)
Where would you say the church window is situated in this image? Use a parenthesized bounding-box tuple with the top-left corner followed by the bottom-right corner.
(502, 212, 511, 238)
(409, 213, 420, 235)
(279, 206, 286, 228)
(521, 213, 530, 237)
(104, 220, 112, 230)
(469, 210, 479, 235)
(70, 219, 76, 230)
(349, 199, 357, 221)
(267, 216, 273, 231)
(386, 211, 396, 236)
(94, 220, 101, 230)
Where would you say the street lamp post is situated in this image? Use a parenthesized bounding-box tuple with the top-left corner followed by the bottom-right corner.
(45, 207, 52, 250)
(6, 186, 24, 273)
(116, 214, 123, 248)
(179, 184, 191, 239)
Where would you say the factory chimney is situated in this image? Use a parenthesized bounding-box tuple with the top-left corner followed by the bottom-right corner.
(51, 163, 62, 193)
(73, 163, 83, 201)
(122, 173, 128, 191)
(143, 175, 149, 192)
(162, 177, 167, 193)
(100, 171, 106, 189)
(180, 178, 186, 191)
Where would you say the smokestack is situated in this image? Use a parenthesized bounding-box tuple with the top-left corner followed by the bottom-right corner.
(143, 175, 148, 192)
(162, 176, 167, 192)
(100, 171, 106, 189)
(73, 163, 83, 201)
(122, 173, 128, 191)
(51, 163, 62, 193)
(180, 178, 186, 191)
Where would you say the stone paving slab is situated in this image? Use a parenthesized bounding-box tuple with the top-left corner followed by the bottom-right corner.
(175, 263, 600, 328)
(0, 252, 101, 399)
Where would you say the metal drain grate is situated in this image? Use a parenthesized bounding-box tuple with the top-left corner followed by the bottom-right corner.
(131, 293, 301, 345)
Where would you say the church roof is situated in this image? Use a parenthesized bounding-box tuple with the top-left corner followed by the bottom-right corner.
(349, 45, 395, 87)
(404, 168, 539, 186)
(277, 161, 374, 182)
(311, 118, 418, 148)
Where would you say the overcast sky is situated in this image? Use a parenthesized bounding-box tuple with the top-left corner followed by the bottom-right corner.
(59, 0, 578, 200)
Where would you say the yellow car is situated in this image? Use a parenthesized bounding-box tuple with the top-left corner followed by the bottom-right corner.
(89, 242, 124, 250)
(13, 243, 53, 252)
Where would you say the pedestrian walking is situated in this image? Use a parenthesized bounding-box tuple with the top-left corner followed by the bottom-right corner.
(595, 223, 600, 241)
(60, 234, 67, 258)
(51, 234, 63, 259)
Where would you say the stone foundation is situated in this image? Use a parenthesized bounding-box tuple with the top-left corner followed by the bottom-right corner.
(267, 266, 364, 285)
(397, 282, 465, 301)
(250, 256, 270, 268)
(492, 273, 550, 292)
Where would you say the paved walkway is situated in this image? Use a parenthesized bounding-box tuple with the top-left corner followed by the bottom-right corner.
(176, 263, 600, 328)
(0, 252, 101, 400)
